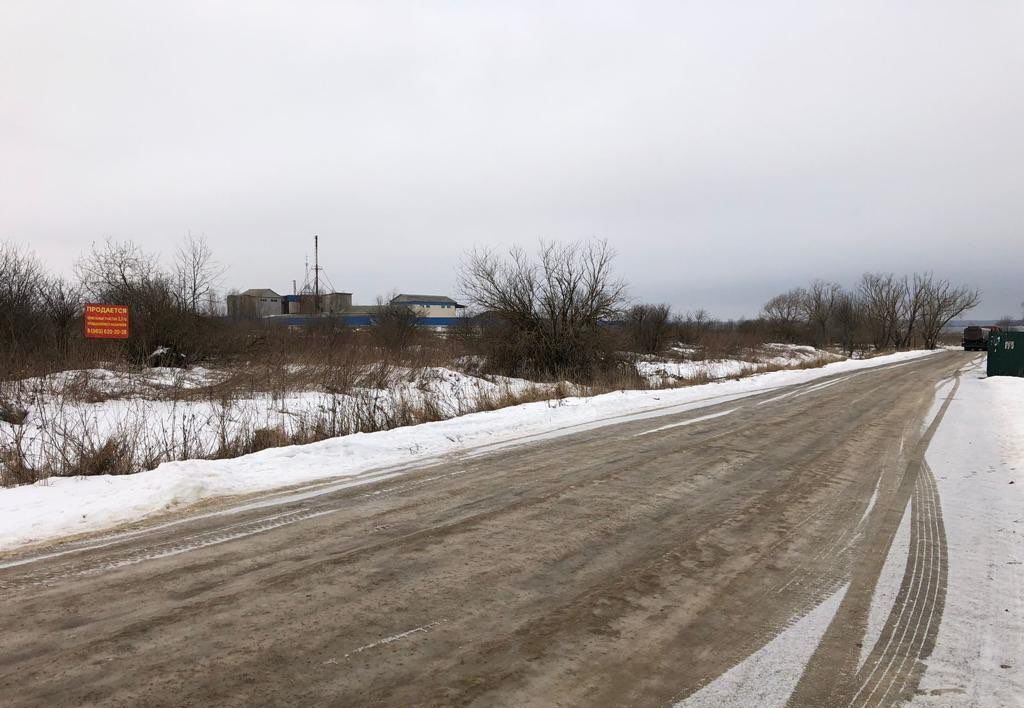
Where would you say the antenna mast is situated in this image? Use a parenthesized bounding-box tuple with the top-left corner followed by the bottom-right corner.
(314, 234, 320, 314)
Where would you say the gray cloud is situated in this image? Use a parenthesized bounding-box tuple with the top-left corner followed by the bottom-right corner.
(2, 1, 1021, 317)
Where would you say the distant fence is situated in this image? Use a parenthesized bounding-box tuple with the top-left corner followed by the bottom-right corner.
(278, 315, 468, 328)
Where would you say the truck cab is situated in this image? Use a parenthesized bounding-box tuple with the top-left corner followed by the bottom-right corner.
(962, 326, 987, 351)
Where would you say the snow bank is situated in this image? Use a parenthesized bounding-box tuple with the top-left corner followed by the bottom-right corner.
(6, 365, 228, 396)
(0, 350, 937, 552)
(912, 362, 1024, 705)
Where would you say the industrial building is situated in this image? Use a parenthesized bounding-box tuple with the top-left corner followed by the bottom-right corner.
(390, 294, 466, 319)
(227, 289, 353, 318)
(226, 289, 285, 318)
(227, 290, 467, 328)
(227, 237, 466, 327)
(282, 292, 353, 315)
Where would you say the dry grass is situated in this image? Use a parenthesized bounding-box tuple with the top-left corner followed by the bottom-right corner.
(0, 329, 849, 488)
(0, 438, 36, 486)
(0, 399, 28, 426)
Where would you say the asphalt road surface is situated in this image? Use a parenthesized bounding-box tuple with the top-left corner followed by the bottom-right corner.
(0, 352, 970, 707)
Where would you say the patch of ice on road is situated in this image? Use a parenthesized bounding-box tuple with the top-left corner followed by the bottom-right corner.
(910, 364, 1024, 706)
(858, 501, 912, 670)
(0, 350, 939, 552)
(675, 583, 849, 708)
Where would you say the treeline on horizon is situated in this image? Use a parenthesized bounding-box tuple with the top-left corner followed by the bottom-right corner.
(0, 238, 988, 382)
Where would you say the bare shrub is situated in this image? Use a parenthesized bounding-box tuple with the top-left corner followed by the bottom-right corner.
(459, 240, 627, 380)
(0, 244, 49, 375)
(209, 412, 293, 459)
(0, 426, 38, 486)
(69, 436, 136, 477)
(371, 296, 420, 355)
(0, 399, 28, 426)
(686, 320, 768, 361)
(76, 238, 213, 363)
(625, 303, 672, 354)
(248, 427, 291, 454)
(472, 383, 562, 412)
(673, 308, 712, 346)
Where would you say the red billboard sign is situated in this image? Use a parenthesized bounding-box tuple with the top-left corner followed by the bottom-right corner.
(84, 304, 129, 339)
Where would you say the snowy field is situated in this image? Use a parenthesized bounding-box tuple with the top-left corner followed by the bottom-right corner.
(0, 344, 833, 484)
(635, 343, 842, 386)
(0, 365, 551, 481)
(0, 350, 937, 553)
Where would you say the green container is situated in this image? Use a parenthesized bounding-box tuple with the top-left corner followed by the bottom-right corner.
(987, 331, 1024, 377)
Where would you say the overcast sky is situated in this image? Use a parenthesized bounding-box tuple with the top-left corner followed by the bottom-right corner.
(1, 1, 1021, 318)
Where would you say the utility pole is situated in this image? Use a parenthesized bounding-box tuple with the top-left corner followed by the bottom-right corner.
(314, 234, 320, 314)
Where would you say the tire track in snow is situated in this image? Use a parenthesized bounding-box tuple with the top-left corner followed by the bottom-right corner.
(849, 461, 947, 707)
(0, 470, 472, 591)
(856, 501, 911, 672)
(785, 369, 958, 707)
(0, 506, 339, 590)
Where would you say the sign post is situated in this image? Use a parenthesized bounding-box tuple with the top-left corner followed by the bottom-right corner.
(84, 304, 130, 339)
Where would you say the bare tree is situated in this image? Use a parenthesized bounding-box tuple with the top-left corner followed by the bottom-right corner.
(39, 276, 82, 357)
(996, 315, 1016, 330)
(174, 233, 225, 314)
(0, 243, 47, 366)
(673, 308, 712, 345)
(625, 303, 672, 354)
(893, 272, 932, 349)
(0, 244, 87, 372)
(76, 238, 162, 304)
(801, 280, 842, 347)
(858, 273, 907, 350)
(687, 308, 711, 330)
(459, 240, 627, 378)
(76, 239, 200, 362)
(917, 277, 981, 349)
(832, 291, 863, 356)
(761, 288, 806, 343)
